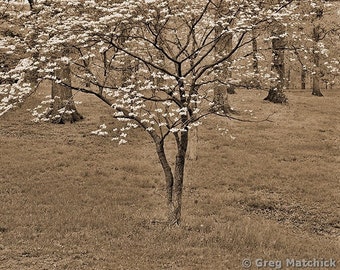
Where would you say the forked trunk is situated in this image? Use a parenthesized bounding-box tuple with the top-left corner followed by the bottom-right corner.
(169, 131, 188, 225)
(155, 130, 188, 226)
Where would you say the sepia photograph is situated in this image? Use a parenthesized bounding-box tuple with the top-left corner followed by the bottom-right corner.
(0, 0, 339, 269)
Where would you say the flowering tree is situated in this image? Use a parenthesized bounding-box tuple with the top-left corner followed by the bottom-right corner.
(0, 2, 32, 116)
(287, 0, 340, 94)
(0, 0, 83, 122)
(1, 0, 330, 224)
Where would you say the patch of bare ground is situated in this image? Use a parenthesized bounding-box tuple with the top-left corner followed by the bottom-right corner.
(0, 86, 339, 269)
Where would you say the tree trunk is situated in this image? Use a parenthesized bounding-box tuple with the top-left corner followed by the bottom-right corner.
(252, 29, 259, 76)
(25, 52, 39, 89)
(213, 25, 233, 113)
(170, 131, 188, 225)
(168, 157, 184, 225)
(251, 29, 262, 89)
(285, 68, 290, 89)
(24, 3, 39, 89)
(264, 22, 288, 104)
(49, 62, 83, 123)
(27, 0, 34, 10)
(187, 126, 198, 160)
(155, 141, 174, 219)
(155, 131, 188, 226)
(312, 25, 323, 97)
(187, 36, 199, 161)
(301, 65, 307, 90)
(224, 33, 235, 95)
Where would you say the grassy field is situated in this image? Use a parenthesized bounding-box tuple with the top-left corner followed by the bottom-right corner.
(0, 87, 339, 269)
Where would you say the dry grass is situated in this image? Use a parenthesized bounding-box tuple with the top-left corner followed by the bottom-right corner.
(0, 86, 339, 269)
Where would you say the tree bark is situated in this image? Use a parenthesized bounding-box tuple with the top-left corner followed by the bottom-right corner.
(155, 131, 188, 226)
(49, 62, 83, 123)
(23, 1, 38, 89)
(251, 29, 262, 89)
(170, 131, 188, 225)
(187, 126, 198, 161)
(252, 29, 260, 76)
(187, 41, 198, 161)
(27, 0, 34, 10)
(264, 21, 288, 104)
(285, 68, 290, 89)
(312, 25, 323, 97)
(155, 141, 174, 216)
(213, 25, 233, 113)
(301, 65, 307, 90)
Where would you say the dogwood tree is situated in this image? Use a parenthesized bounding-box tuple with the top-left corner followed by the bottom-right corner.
(1, 0, 325, 224)
(287, 0, 340, 94)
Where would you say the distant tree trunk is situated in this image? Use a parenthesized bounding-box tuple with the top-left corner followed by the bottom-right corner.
(25, 52, 39, 89)
(119, 29, 137, 87)
(264, 21, 288, 103)
(252, 29, 259, 76)
(49, 62, 83, 124)
(250, 29, 262, 89)
(213, 24, 233, 113)
(301, 65, 307, 90)
(225, 33, 236, 95)
(121, 62, 133, 87)
(312, 24, 323, 97)
(285, 68, 290, 89)
(27, 0, 34, 10)
(24, 1, 38, 88)
(187, 126, 198, 160)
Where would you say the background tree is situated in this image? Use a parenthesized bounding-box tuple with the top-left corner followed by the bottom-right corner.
(251, 28, 260, 87)
(264, 20, 288, 103)
(287, 0, 340, 93)
(1, 0, 83, 122)
(49, 52, 83, 123)
(309, 2, 340, 96)
(213, 3, 233, 113)
(0, 1, 32, 116)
